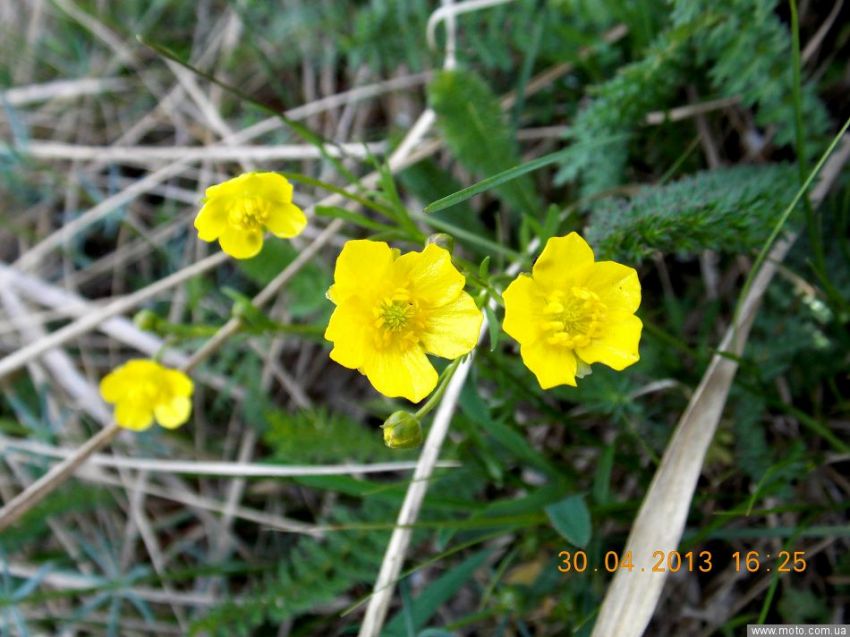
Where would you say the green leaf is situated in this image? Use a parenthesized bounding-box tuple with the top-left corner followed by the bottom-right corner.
(483, 305, 501, 352)
(314, 205, 393, 233)
(222, 288, 278, 330)
(428, 68, 540, 216)
(382, 549, 491, 637)
(281, 171, 396, 216)
(545, 494, 592, 548)
(593, 445, 615, 505)
(459, 383, 561, 479)
(424, 148, 571, 214)
(477, 256, 491, 280)
(587, 165, 801, 263)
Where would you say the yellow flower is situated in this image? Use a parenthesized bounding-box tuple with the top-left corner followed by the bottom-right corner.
(324, 240, 482, 402)
(194, 172, 307, 259)
(502, 232, 641, 389)
(99, 359, 194, 431)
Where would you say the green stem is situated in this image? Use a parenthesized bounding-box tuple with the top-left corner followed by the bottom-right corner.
(140, 314, 324, 340)
(788, 0, 847, 313)
(415, 358, 463, 420)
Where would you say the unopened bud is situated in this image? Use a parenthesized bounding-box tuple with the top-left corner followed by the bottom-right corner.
(426, 233, 454, 254)
(133, 309, 160, 332)
(381, 411, 423, 449)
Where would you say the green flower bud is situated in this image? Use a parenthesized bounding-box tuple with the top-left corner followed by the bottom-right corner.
(381, 411, 423, 449)
(133, 309, 160, 332)
(426, 233, 454, 254)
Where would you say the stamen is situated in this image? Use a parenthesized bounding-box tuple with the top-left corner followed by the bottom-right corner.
(540, 286, 607, 350)
(228, 197, 270, 230)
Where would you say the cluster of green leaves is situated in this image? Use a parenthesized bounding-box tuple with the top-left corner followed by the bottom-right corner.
(554, 21, 693, 195)
(586, 164, 800, 262)
(556, 0, 830, 195)
(671, 0, 829, 152)
(263, 408, 405, 464)
(191, 501, 393, 636)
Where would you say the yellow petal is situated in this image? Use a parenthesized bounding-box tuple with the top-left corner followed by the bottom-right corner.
(502, 274, 545, 346)
(421, 292, 482, 359)
(205, 173, 247, 200)
(205, 172, 293, 202)
(122, 359, 160, 378)
(115, 401, 154, 431)
(582, 261, 641, 314)
(99, 368, 125, 404)
(532, 232, 595, 289)
(154, 396, 192, 429)
(100, 359, 154, 402)
(194, 200, 228, 242)
(577, 313, 642, 371)
(325, 301, 371, 369)
(219, 227, 264, 259)
(164, 369, 194, 397)
(363, 346, 438, 403)
(245, 172, 294, 202)
(520, 341, 578, 389)
(265, 202, 307, 238)
(331, 240, 394, 305)
(392, 244, 465, 307)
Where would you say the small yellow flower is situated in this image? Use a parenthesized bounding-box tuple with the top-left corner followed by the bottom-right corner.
(324, 240, 482, 402)
(194, 172, 307, 259)
(99, 359, 194, 431)
(502, 232, 641, 389)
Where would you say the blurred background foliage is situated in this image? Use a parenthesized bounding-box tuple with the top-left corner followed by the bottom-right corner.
(1, 0, 849, 635)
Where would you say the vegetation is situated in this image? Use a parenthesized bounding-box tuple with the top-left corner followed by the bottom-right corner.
(0, 0, 848, 635)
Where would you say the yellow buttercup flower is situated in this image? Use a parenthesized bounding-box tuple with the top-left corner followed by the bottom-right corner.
(324, 240, 482, 402)
(502, 232, 641, 389)
(194, 172, 307, 259)
(99, 359, 194, 431)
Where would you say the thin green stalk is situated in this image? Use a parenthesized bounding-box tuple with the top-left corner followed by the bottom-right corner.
(415, 358, 463, 420)
(788, 0, 847, 313)
(736, 114, 850, 327)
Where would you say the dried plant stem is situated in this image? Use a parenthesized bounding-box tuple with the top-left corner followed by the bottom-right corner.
(0, 422, 121, 532)
(1, 76, 128, 105)
(0, 251, 229, 381)
(590, 133, 850, 637)
(0, 437, 459, 477)
(22, 140, 388, 163)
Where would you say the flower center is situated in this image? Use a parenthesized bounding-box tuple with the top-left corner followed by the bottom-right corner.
(381, 300, 415, 331)
(228, 197, 269, 230)
(126, 379, 166, 406)
(373, 289, 422, 348)
(542, 287, 607, 349)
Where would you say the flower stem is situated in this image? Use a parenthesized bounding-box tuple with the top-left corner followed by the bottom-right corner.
(140, 313, 324, 340)
(415, 357, 463, 420)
